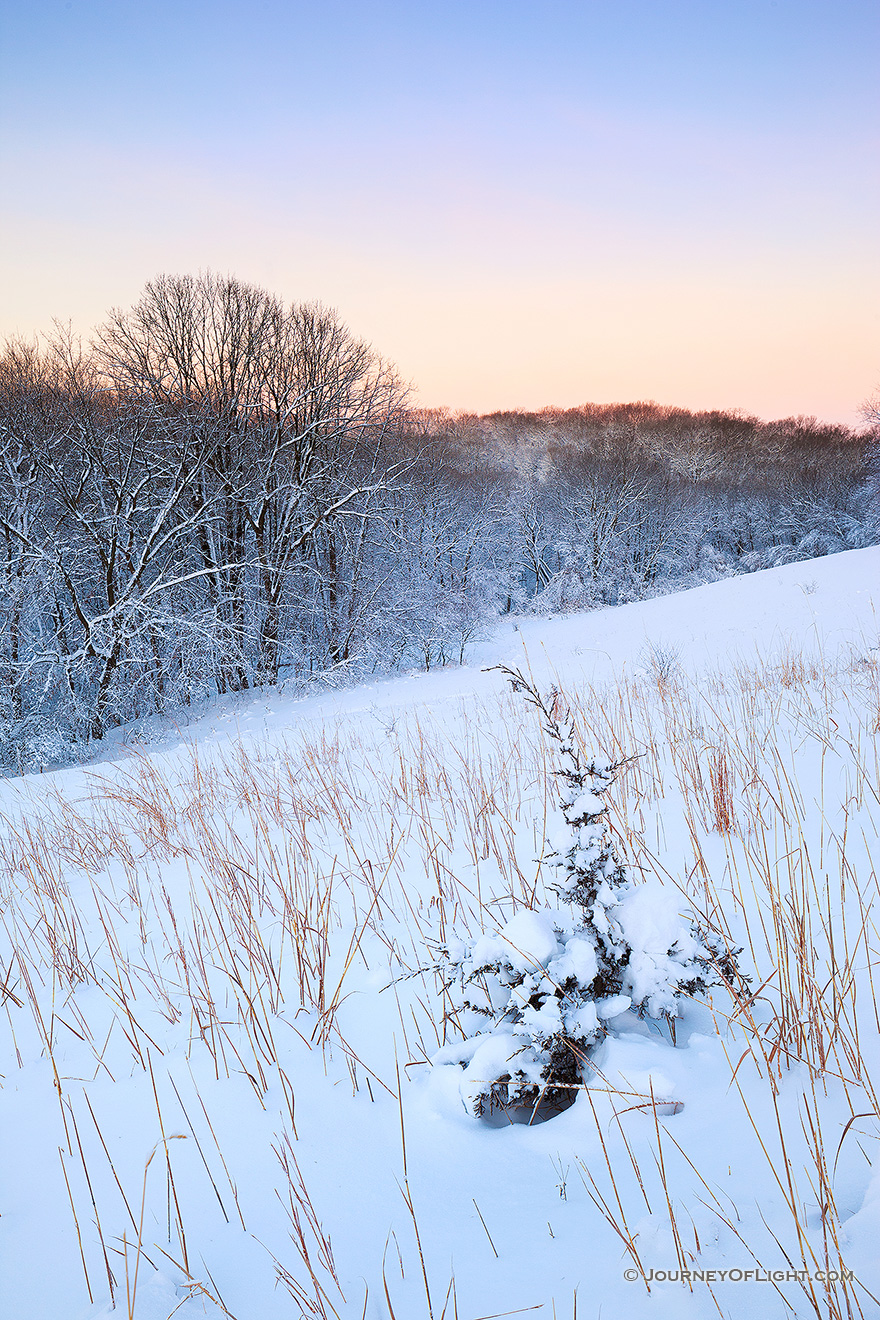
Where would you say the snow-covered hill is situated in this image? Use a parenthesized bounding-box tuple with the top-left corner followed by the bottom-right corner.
(1, 547, 878, 1319)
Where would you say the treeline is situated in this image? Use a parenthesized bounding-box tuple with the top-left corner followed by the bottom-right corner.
(428, 399, 878, 608)
(1, 273, 877, 770)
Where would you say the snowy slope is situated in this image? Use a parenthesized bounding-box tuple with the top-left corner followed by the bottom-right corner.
(92, 543, 880, 769)
(1, 546, 879, 1320)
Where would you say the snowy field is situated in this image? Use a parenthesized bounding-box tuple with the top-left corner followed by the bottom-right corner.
(1, 546, 879, 1320)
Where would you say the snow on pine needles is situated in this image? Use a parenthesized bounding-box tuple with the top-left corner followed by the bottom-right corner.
(0, 551, 879, 1319)
(434, 668, 739, 1122)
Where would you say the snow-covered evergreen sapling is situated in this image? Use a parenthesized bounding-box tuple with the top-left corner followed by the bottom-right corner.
(434, 667, 740, 1118)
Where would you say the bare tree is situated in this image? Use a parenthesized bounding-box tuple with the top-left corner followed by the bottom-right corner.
(95, 273, 408, 687)
(860, 387, 880, 432)
(0, 334, 245, 738)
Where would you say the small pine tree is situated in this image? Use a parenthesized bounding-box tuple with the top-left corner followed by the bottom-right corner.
(434, 668, 740, 1119)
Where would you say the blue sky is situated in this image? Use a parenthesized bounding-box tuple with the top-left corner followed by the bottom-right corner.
(1, 0, 877, 421)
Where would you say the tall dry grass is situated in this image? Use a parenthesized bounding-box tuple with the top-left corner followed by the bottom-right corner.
(0, 634, 878, 1316)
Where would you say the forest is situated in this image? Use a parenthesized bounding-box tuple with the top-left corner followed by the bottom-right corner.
(1, 272, 877, 771)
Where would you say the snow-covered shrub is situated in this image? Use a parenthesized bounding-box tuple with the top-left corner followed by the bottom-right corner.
(434, 668, 739, 1119)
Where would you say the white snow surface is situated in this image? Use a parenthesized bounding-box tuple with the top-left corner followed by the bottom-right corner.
(0, 545, 878, 1319)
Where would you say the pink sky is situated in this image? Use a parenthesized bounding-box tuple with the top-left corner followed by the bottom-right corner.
(1, 1, 877, 426)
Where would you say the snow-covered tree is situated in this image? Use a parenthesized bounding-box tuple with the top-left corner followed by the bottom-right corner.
(434, 669, 739, 1118)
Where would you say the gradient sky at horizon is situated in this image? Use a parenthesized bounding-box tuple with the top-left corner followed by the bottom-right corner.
(1, 0, 878, 425)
